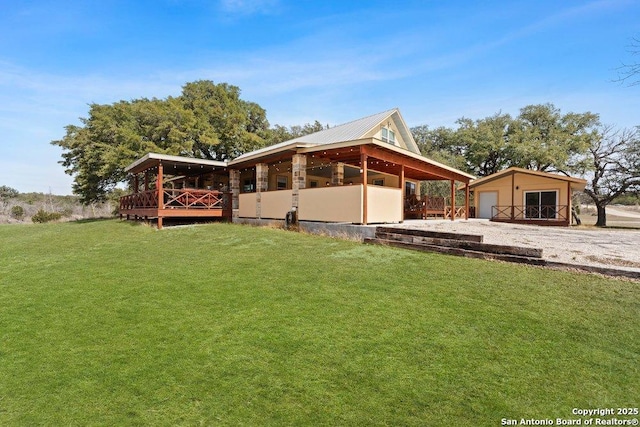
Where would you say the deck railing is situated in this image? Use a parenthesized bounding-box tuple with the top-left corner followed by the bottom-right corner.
(163, 189, 224, 209)
(120, 190, 158, 210)
(404, 195, 446, 219)
(445, 206, 467, 219)
(120, 188, 227, 211)
(491, 205, 569, 221)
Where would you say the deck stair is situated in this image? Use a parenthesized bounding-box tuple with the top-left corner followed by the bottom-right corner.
(365, 226, 545, 265)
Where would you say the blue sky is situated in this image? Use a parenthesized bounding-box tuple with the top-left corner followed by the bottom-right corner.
(1, 0, 639, 194)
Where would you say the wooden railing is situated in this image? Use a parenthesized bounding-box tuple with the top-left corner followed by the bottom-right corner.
(445, 206, 466, 219)
(120, 190, 158, 210)
(492, 205, 569, 221)
(120, 189, 228, 211)
(164, 189, 224, 209)
(404, 195, 446, 219)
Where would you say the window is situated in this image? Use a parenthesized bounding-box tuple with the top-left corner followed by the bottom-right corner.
(381, 127, 396, 144)
(243, 179, 255, 193)
(277, 175, 288, 190)
(525, 190, 557, 219)
(310, 180, 318, 188)
(405, 181, 416, 197)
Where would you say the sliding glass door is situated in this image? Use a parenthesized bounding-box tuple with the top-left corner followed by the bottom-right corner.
(525, 191, 557, 219)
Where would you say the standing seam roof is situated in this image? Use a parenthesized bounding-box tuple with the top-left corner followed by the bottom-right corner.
(234, 108, 398, 161)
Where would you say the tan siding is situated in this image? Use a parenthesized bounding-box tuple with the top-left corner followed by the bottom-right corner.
(472, 175, 513, 210)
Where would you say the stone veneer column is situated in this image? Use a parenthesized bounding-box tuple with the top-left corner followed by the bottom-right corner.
(255, 163, 268, 218)
(230, 169, 240, 211)
(291, 154, 307, 209)
(331, 162, 344, 186)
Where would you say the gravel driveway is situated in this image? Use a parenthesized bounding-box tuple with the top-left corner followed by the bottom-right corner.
(392, 219, 640, 274)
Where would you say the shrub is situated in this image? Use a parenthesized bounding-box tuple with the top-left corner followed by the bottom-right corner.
(31, 209, 63, 223)
(10, 205, 25, 220)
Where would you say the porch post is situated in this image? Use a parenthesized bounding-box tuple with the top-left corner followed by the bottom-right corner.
(464, 179, 470, 220)
(255, 163, 268, 218)
(361, 152, 368, 225)
(292, 154, 307, 209)
(134, 174, 139, 193)
(157, 162, 164, 229)
(567, 181, 571, 225)
(331, 162, 344, 186)
(450, 179, 455, 221)
(399, 164, 405, 222)
(230, 169, 240, 210)
(511, 173, 515, 220)
(144, 172, 149, 191)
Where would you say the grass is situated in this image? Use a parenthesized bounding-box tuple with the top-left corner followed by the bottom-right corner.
(0, 220, 638, 426)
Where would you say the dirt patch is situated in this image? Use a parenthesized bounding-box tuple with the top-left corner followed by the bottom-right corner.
(585, 255, 640, 269)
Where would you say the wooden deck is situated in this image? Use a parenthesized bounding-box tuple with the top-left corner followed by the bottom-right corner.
(119, 188, 232, 227)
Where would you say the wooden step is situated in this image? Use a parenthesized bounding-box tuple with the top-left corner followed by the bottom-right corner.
(376, 226, 483, 243)
(375, 231, 543, 258)
(364, 238, 547, 266)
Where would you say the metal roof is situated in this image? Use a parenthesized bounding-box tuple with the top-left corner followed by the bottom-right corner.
(232, 108, 407, 163)
(124, 153, 227, 174)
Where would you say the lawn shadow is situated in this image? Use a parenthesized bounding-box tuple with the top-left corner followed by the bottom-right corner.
(68, 217, 117, 225)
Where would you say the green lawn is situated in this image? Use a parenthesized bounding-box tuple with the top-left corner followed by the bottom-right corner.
(0, 220, 638, 426)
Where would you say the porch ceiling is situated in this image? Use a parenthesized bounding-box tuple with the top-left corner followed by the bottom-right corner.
(125, 153, 228, 176)
(304, 143, 473, 182)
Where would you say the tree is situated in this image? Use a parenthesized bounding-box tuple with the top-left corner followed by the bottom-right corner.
(53, 81, 270, 204)
(411, 104, 600, 178)
(53, 97, 195, 204)
(615, 36, 640, 86)
(0, 185, 19, 213)
(181, 81, 269, 160)
(577, 126, 640, 226)
(266, 120, 329, 145)
(454, 113, 516, 177)
(511, 104, 600, 173)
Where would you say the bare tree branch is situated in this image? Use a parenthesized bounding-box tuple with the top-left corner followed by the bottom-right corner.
(614, 36, 640, 86)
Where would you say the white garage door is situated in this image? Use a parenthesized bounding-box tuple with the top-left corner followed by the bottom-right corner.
(478, 192, 498, 219)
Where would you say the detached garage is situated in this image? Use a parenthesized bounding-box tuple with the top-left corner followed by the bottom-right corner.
(466, 167, 587, 226)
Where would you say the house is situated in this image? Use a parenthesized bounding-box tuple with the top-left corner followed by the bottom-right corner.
(120, 108, 476, 228)
(466, 167, 587, 226)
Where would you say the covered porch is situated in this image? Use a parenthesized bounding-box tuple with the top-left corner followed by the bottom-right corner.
(119, 153, 232, 228)
(229, 139, 475, 225)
